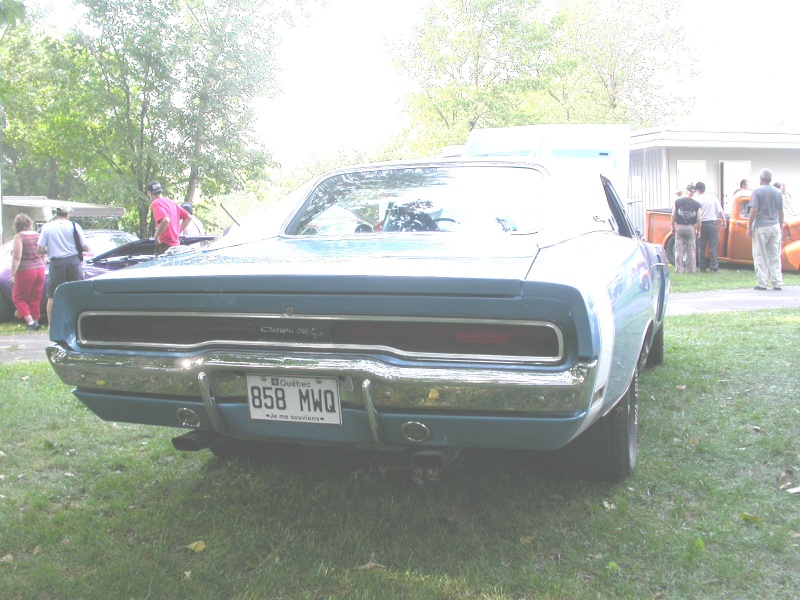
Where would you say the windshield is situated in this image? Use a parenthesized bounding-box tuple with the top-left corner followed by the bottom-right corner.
(86, 231, 139, 256)
(285, 164, 549, 236)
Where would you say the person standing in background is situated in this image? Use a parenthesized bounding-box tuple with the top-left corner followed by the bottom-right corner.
(694, 182, 726, 272)
(748, 168, 784, 291)
(671, 190, 702, 274)
(146, 182, 191, 255)
(37, 206, 90, 324)
(9, 213, 46, 330)
(779, 182, 795, 215)
(180, 202, 206, 236)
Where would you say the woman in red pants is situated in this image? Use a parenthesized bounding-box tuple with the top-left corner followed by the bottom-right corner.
(10, 213, 46, 330)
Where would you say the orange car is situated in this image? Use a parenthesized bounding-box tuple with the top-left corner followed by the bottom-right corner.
(645, 192, 800, 271)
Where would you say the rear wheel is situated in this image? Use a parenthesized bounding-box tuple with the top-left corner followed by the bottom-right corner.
(555, 365, 639, 482)
(664, 236, 675, 266)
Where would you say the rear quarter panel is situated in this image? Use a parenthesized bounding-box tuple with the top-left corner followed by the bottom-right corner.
(530, 230, 662, 415)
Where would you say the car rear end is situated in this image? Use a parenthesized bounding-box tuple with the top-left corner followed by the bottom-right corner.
(46, 258, 606, 456)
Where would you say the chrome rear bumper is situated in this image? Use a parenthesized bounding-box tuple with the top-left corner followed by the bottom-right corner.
(46, 343, 597, 417)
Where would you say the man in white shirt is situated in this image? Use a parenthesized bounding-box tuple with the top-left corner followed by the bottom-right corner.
(694, 182, 726, 272)
(37, 206, 91, 323)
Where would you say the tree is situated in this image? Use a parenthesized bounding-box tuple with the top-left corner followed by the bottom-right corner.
(397, 0, 692, 156)
(177, 1, 277, 203)
(1, 26, 93, 200)
(1, 0, 27, 231)
(0, 0, 25, 42)
(1, 0, 300, 237)
(74, 0, 289, 236)
(395, 0, 552, 155)
(532, 0, 689, 126)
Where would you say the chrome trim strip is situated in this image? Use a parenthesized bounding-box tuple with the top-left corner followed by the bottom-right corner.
(47, 344, 596, 414)
(76, 311, 564, 365)
(197, 372, 228, 435)
(361, 379, 383, 443)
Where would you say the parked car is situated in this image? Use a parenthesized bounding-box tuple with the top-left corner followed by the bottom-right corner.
(0, 229, 139, 322)
(645, 192, 800, 270)
(0, 231, 214, 322)
(45, 158, 669, 481)
(82, 235, 217, 279)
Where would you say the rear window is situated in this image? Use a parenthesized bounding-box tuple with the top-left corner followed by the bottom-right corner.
(285, 165, 549, 236)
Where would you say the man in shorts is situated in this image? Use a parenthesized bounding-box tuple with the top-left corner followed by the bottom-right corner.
(37, 205, 91, 324)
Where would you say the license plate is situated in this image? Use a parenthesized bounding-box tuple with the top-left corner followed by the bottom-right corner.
(246, 375, 342, 425)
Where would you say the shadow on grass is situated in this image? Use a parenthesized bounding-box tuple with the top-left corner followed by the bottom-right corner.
(202, 442, 571, 490)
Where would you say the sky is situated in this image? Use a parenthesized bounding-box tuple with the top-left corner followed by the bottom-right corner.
(29, 0, 800, 169)
(259, 0, 800, 168)
(254, 0, 429, 168)
(682, 0, 800, 131)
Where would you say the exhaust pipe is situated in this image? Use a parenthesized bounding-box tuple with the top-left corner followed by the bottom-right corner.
(172, 430, 220, 452)
(410, 448, 462, 470)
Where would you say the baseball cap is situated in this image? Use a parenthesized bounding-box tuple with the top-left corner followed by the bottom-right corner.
(55, 205, 73, 214)
(145, 181, 163, 194)
(685, 183, 696, 193)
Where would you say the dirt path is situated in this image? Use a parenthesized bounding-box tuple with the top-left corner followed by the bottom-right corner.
(0, 331, 51, 364)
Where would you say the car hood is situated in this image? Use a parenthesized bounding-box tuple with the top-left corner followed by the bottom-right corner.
(89, 234, 543, 295)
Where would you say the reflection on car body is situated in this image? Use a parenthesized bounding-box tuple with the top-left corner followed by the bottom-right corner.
(45, 157, 669, 482)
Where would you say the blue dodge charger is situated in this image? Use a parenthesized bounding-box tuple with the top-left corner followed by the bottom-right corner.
(46, 157, 668, 482)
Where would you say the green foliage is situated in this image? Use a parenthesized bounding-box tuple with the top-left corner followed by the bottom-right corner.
(539, 0, 687, 126)
(0, 0, 298, 237)
(395, 0, 553, 156)
(0, 0, 25, 39)
(0, 29, 90, 199)
(396, 0, 693, 156)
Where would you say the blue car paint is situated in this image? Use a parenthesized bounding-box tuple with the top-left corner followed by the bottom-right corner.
(45, 159, 668, 480)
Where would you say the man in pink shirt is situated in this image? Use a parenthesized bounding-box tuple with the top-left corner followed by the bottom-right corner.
(146, 182, 192, 255)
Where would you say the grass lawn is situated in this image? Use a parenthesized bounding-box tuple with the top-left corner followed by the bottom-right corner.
(668, 262, 799, 293)
(1, 309, 799, 598)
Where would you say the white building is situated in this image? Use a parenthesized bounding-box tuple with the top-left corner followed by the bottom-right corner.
(628, 128, 800, 229)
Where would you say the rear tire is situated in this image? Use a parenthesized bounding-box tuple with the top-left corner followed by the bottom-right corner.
(664, 236, 675, 266)
(555, 365, 639, 482)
